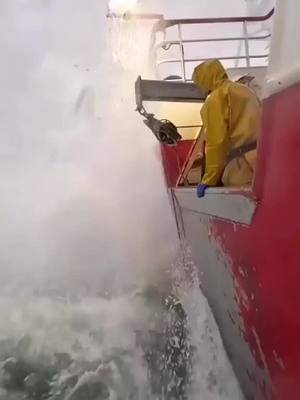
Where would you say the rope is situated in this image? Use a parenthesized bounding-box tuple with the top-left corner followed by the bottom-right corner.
(160, 144, 186, 244)
(168, 145, 187, 266)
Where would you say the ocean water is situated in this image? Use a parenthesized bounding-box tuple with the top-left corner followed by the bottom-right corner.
(0, 1, 245, 398)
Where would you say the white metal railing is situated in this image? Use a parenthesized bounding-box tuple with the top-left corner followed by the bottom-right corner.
(151, 9, 274, 81)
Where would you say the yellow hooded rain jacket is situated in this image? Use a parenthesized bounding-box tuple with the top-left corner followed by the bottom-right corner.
(192, 60, 261, 187)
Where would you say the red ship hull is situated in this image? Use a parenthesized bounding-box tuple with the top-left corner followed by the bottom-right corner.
(171, 82, 300, 399)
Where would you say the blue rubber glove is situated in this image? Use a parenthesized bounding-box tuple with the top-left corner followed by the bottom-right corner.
(197, 183, 208, 198)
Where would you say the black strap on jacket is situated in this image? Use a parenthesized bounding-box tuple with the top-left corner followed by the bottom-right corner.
(226, 141, 257, 164)
(200, 140, 257, 187)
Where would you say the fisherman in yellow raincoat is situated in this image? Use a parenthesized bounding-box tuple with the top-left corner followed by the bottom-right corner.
(192, 59, 261, 197)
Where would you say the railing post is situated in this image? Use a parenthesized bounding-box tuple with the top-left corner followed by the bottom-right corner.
(178, 24, 187, 81)
(153, 11, 274, 78)
(243, 21, 251, 67)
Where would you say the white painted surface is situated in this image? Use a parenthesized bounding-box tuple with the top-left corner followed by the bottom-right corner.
(173, 249, 245, 400)
(179, 211, 269, 399)
(264, 0, 300, 97)
(174, 187, 257, 225)
(264, 64, 300, 98)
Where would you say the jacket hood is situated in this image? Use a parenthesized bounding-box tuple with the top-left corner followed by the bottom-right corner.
(192, 59, 228, 92)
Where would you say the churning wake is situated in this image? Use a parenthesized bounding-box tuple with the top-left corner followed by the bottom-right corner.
(0, 255, 243, 400)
